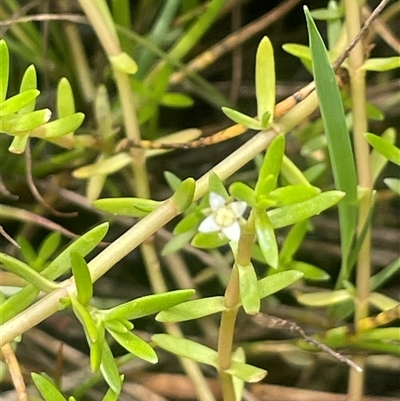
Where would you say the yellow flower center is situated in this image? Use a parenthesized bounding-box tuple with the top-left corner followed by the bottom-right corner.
(214, 206, 237, 228)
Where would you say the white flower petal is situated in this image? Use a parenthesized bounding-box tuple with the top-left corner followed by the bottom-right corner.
(198, 215, 220, 233)
(229, 201, 247, 217)
(222, 222, 241, 241)
(209, 192, 226, 211)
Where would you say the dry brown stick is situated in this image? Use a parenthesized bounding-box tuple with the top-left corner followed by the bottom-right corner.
(1, 344, 29, 401)
(362, 5, 400, 53)
(25, 142, 77, 218)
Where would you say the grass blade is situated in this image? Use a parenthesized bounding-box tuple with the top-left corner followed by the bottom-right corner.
(304, 7, 358, 282)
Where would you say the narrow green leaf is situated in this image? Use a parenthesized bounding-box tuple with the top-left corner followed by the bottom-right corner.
(0, 40, 9, 103)
(305, 7, 358, 282)
(161, 230, 196, 255)
(281, 155, 314, 186)
(359, 328, 400, 341)
(93, 197, 161, 217)
(258, 270, 303, 299)
(100, 341, 122, 394)
(57, 78, 75, 118)
(103, 319, 130, 333)
(254, 211, 279, 268)
(44, 223, 108, 279)
(303, 163, 327, 183)
(221, 107, 261, 130)
(104, 289, 195, 320)
(368, 292, 400, 312)
(261, 111, 271, 128)
(352, 339, 400, 355)
(0, 252, 58, 292)
(370, 257, 400, 292)
(365, 133, 400, 166)
(268, 185, 320, 206)
(290, 261, 330, 281)
(255, 134, 285, 196)
(280, 220, 309, 262)
(282, 43, 312, 71)
(70, 296, 98, 343)
(90, 322, 104, 372)
(0, 285, 40, 325)
(110, 52, 138, 74)
(255, 175, 276, 207)
(209, 172, 229, 199)
(101, 380, 123, 401)
(238, 262, 260, 314)
(281, 44, 311, 60)
(37, 232, 61, 262)
(19, 65, 37, 114)
(31, 373, 67, 401)
(73, 153, 133, 178)
(229, 182, 257, 207)
(71, 251, 93, 305)
(384, 178, 400, 194)
(4, 109, 51, 133)
(346, 194, 375, 273)
(8, 133, 30, 154)
(152, 334, 218, 367)
(0, 90, 40, 116)
(297, 290, 352, 306)
(311, 7, 343, 20)
(191, 231, 229, 248)
(255, 36, 275, 121)
(361, 57, 400, 72)
(226, 360, 267, 383)
(173, 213, 201, 235)
(95, 85, 113, 139)
(17, 237, 37, 264)
(370, 128, 396, 184)
(107, 329, 158, 363)
(161, 92, 194, 108)
(164, 171, 182, 191)
(232, 348, 246, 401)
(268, 190, 345, 228)
(172, 178, 196, 213)
(157, 296, 227, 322)
(39, 113, 85, 138)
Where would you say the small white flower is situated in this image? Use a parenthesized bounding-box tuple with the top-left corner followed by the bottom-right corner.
(198, 192, 247, 241)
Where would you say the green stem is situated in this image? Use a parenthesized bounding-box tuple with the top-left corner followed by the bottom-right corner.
(217, 215, 256, 400)
(63, 22, 95, 103)
(344, 0, 372, 400)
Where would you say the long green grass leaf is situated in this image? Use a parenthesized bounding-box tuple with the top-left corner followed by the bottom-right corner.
(305, 8, 358, 281)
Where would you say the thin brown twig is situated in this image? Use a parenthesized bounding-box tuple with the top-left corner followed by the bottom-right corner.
(25, 142, 77, 218)
(0, 175, 18, 200)
(332, 0, 393, 70)
(0, 226, 20, 248)
(1, 343, 29, 401)
(362, 5, 400, 53)
(170, 0, 304, 85)
(1, 204, 78, 239)
(253, 314, 363, 373)
(0, 0, 43, 35)
(0, 13, 88, 28)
